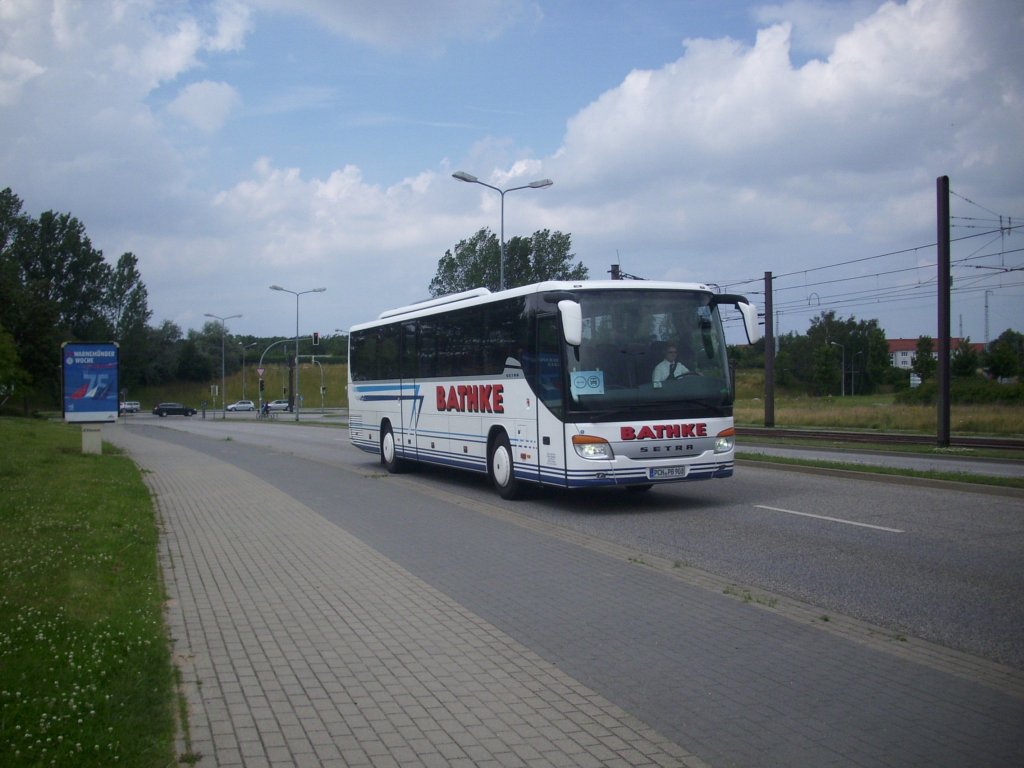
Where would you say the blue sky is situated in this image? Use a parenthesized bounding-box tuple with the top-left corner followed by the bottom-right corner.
(2, 0, 1021, 345)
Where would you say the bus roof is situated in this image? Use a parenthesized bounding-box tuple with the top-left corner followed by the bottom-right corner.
(349, 279, 718, 332)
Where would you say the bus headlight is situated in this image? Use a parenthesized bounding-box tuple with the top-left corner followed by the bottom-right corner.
(572, 434, 614, 460)
(715, 427, 735, 454)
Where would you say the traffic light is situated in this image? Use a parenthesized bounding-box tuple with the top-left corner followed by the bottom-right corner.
(259, 378, 265, 392)
(312, 331, 320, 346)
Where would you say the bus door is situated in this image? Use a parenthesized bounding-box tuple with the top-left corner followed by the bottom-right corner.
(398, 320, 418, 462)
(531, 313, 567, 487)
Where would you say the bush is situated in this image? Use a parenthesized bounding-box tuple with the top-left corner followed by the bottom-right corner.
(895, 377, 1024, 405)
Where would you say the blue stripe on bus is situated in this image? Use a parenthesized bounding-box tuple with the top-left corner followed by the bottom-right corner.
(351, 408, 733, 488)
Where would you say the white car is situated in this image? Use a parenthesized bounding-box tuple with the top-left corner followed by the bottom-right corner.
(266, 399, 291, 412)
(226, 399, 255, 411)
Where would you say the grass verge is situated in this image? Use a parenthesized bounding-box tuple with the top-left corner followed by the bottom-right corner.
(0, 417, 177, 767)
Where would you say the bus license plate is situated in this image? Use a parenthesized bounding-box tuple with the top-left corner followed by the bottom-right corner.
(649, 466, 688, 480)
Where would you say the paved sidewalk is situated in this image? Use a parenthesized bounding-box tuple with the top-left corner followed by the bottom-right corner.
(107, 428, 701, 767)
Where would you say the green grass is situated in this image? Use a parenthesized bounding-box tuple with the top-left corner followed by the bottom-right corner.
(732, 369, 1024, 436)
(126, 362, 350, 414)
(0, 417, 177, 767)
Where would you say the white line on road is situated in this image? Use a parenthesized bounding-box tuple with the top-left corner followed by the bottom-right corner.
(754, 505, 905, 533)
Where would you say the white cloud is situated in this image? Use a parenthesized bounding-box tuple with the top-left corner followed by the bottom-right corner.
(167, 80, 241, 132)
(546, 0, 1021, 263)
(753, 0, 881, 58)
(0, 1, 254, 235)
(0, 52, 45, 105)
(208, 0, 252, 52)
(0, 0, 1019, 340)
(112, 16, 204, 90)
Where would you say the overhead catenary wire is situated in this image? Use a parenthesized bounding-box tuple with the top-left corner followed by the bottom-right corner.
(711, 190, 1021, 334)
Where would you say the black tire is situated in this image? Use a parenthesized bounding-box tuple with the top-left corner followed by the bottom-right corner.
(489, 432, 522, 500)
(380, 423, 405, 473)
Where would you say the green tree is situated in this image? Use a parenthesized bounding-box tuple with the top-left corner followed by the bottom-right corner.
(0, 188, 26, 255)
(775, 332, 814, 390)
(25, 211, 113, 339)
(0, 324, 30, 405)
(951, 338, 980, 378)
(0, 192, 64, 407)
(777, 311, 889, 395)
(142, 321, 183, 386)
(176, 336, 213, 382)
(812, 343, 841, 396)
(727, 336, 764, 369)
(912, 336, 937, 382)
(429, 228, 587, 296)
(984, 329, 1021, 380)
(504, 229, 588, 286)
(106, 252, 152, 387)
(0, 193, 118, 407)
(430, 228, 497, 295)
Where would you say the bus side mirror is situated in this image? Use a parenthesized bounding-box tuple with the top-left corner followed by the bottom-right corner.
(558, 300, 583, 346)
(712, 294, 761, 345)
(738, 301, 761, 344)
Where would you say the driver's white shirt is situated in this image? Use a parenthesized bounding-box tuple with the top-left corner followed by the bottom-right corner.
(652, 359, 689, 383)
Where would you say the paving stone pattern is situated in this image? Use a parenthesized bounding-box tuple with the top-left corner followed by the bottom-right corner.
(110, 429, 702, 768)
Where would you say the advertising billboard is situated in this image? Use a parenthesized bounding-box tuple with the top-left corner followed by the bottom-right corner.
(62, 342, 119, 423)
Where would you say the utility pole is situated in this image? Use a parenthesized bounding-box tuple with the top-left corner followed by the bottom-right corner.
(936, 175, 951, 447)
(763, 272, 774, 427)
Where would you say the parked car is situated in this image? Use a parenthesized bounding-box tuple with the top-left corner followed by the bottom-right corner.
(266, 399, 292, 412)
(226, 399, 256, 411)
(119, 400, 140, 414)
(152, 402, 197, 417)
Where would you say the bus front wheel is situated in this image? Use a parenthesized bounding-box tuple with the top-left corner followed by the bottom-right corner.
(380, 423, 404, 473)
(489, 432, 522, 500)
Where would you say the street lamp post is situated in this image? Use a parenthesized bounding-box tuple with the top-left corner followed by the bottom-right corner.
(269, 285, 326, 421)
(204, 312, 242, 419)
(830, 341, 846, 397)
(452, 171, 553, 291)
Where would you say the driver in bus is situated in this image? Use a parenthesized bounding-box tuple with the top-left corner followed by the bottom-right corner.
(652, 345, 690, 387)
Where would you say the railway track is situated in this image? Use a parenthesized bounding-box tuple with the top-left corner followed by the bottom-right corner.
(736, 426, 1024, 453)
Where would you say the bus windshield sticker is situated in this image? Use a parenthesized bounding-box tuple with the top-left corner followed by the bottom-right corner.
(570, 370, 605, 398)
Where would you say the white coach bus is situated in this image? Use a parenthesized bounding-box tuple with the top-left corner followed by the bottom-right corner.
(348, 280, 760, 498)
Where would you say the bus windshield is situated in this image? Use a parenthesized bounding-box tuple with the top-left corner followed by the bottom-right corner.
(560, 289, 733, 418)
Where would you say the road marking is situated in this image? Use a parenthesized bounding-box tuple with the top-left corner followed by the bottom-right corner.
(754, 505, 905, 533)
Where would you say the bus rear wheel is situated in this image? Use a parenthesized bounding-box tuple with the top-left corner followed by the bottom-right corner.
(489, 432, 522, 500)
(380, 423, 405, 473)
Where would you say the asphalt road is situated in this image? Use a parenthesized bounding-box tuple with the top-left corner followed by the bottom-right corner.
(114, 415, 1024, 767)
(123, 413, 1024, 671)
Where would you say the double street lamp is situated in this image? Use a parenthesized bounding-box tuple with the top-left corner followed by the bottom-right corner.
(270, 285, 326, 421)
(452, 171, 553, 291)
(204, 312, 242, 419)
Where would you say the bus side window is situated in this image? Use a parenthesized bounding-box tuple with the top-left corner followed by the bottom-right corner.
(378, 325, 400, 380)
(400, 322, 417, 380)
(349, 330, 371, 381)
